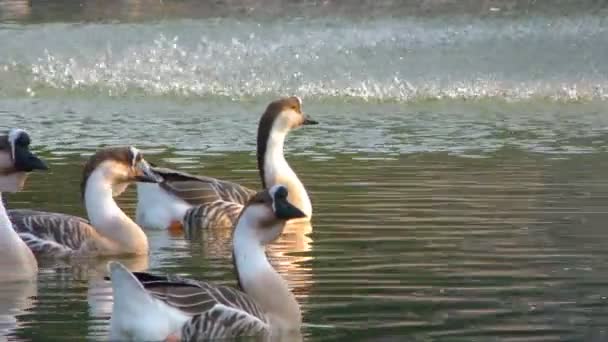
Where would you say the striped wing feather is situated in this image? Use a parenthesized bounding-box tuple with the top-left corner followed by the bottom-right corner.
(8, 209, 95, 257)
(152, 166, 256, 206)
(133, 272, 269, 339)
(182, 304, 269, 340)
(183, 200, 244, 238)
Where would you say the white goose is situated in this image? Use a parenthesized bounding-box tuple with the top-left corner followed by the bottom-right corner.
(109, 184, 306, 341)
(0, 128, 48, 281)
(9, 146, 162, 257)
(136, 96, 317, 236)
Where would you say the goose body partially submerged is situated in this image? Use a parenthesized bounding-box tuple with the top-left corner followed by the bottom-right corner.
(136, 96, 317, 235)
(9, 146, 161, 258)
(136, 167, 255, 232)
(0, 128, 48, 281)
(109, 184, 305, 341)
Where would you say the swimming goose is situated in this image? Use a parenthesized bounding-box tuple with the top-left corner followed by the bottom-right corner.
(109, 184, 306, 341)
(0, 128, 48, 281)
(9, 146, 162, 258)
(136, 96, 317, 234)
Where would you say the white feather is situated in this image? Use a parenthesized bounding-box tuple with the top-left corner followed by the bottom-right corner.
(0, 193, 37, 281)
(7, 128, 25, 160)
(135, 183, 191, 230)
(128, 146, 139, 166)
(108, 262, 190, 341)
(264, 118, 312, 218)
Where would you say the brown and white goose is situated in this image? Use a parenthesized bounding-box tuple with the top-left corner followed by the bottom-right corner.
(0, 128, 48, 281)
(136, 96, 317, 235)
(9, 146, 161, 258)
(108, 184, 305, 341)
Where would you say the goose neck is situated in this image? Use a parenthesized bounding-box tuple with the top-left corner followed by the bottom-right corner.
(232, 216, 301, 330)
(0, 193, 14, 235)
(0, 193, 38, 280)
(262, 130, 312, 218)
(84, 168, 148, 255)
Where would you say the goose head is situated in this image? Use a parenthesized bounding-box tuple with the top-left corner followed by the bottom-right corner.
(81, 146, 162, 198)
(236, 184, 307, 245)
(258, 96, 317, 134)
(256, 96, 318, 186)
(0, 128, 47, 192)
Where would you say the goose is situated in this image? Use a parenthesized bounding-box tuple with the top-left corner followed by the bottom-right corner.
(108, 184, 306, 341)
(136, 96, 317, 235)
(0, 128, 48, 281)
(9, 146, 162, 258)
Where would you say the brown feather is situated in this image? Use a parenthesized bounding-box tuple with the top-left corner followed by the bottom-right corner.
(132, 272, 268, 321)
(151, 166, 256, 206)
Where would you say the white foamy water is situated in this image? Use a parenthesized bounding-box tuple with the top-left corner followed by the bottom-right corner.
(0, 15, 607, 101)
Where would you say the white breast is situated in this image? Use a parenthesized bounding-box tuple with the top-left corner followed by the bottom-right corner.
(136, 183, 191, 230)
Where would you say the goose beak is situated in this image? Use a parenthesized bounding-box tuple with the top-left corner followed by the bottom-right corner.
(134, 160, 163, 183)
(302, 114, 318, 125)
(13, 145, 48, 172)
(275, 197, 307, 220)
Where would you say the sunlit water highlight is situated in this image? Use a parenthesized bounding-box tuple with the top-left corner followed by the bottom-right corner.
(4, 151, 608, 341)
(0, 15, 607, 101)
(1, 2, 608, 341)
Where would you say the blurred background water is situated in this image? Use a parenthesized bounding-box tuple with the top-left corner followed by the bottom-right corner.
(1, 0, 608, 341)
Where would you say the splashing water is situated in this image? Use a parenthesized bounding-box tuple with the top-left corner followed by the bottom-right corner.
(0, 15, 607, 102)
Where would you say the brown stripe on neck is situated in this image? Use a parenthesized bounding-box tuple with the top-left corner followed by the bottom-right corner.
(257, 101, 283, 188)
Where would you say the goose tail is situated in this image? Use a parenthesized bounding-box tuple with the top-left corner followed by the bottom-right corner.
(108, 261, 151, 304)
(108, 261, 156, 340)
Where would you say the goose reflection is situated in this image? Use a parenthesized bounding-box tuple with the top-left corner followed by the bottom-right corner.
(86, 255, 150, 315)
(197, 221, 314, 299)
(269, 221, 313, 294)
(84, 255, 149, 339)
(0, 281, 37, 339)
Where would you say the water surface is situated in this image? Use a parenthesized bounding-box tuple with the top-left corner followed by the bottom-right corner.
(1, 1, 608, 341)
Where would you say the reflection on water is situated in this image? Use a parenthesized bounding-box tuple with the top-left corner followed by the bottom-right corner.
(195, 220, 314, 297)
(273, 222, 314, 298)
(1, 149, 608, 341)
(85, 255, 149, 340)
(1, 1, 608, 340)
(0, 281, 36, 339)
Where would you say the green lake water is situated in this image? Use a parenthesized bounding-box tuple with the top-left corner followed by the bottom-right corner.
(1, 1, 608, 340)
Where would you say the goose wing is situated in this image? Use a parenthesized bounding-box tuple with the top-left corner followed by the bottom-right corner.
(181, 304, 269, 340)
(183, 200, 244, 237)
(152, 166, 256, 206)
(133, 271, 269, 338)
(8, 209, 95, 257)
